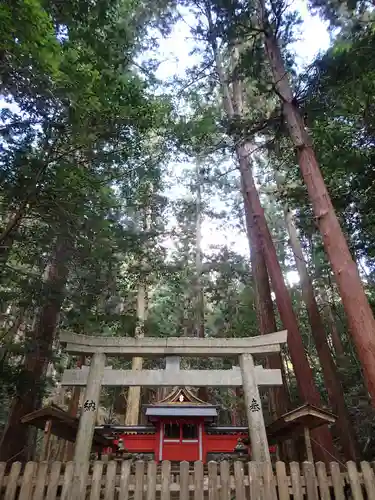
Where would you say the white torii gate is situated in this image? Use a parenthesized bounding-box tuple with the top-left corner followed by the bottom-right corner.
(59, 329, 287, 468)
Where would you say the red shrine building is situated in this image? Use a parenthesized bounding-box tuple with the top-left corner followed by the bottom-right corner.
(21, 385, 336, 463)
(99, 387, 276, 462)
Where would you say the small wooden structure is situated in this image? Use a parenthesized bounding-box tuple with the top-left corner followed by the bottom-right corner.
(21, 405, 112, 453)
(267, 403, 337, 462)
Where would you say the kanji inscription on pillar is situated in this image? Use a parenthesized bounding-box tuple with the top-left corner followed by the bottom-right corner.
(249, 398, 260, 412)
(83, 400, 96, 411)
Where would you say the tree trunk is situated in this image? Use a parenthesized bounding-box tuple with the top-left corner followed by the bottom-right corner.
(0, 161, 48, 256)
(235, 387, 245, 424)
(243, 183, 289, 418)
(239, 150, 336, 462)
(231, 47, 288, 418)
(284, 205, 360, 460)
(319, 287, 346, 359)
(195, 160, 208, 401)
(244, 188, 297, 461)
(259, 1, 375, 406)
(123, 189, 153, 425)
(195, 160, 205, 340)
(216, 42, 335, 461)
(0, 233, 15, 272)
(0, 237, 72, 462)
(0, 200, 28, 247)
(230, 388, 239, 425)
(0, 209, 25, 284)
(124, 283, 148, 425)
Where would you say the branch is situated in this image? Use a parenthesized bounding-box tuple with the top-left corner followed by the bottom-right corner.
(270, 0, 290, 37)
(177, 61, 214, 97)
(216, 165, 238, 178)
(0, 119, 65, 136)
(175, 9, 198, 33)
(0, 161, 49, 245)
(0, 130, 61, 244)
(0, 120, 39, 134)
(191, 0, 210, 22)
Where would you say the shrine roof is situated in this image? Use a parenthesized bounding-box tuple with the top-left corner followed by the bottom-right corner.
(145, 407, 218, 417)
(154, 387, 215, 405)
(20, 404, 113, 449)
(266, 403, 337, 442)
(143, 387, 218, 418)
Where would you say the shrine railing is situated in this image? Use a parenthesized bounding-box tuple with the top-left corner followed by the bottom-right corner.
(0, 459, 373, 499)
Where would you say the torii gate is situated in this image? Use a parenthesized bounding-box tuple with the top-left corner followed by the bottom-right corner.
(59, 329, 287, 467)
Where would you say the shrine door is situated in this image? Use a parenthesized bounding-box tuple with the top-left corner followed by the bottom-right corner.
(160, 420, 202, 461)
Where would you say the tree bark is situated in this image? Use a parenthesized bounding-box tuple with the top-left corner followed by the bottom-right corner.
(319, 287, 346, 359)
(195, 160, 205, 340)
(0, 161, 48, 252)
(124, 283, 148, 425)
(239, 150, 337, 462)
(195, 160, 208, 401)
(0, 233, 15, 272)
(244, 187, 297, 461)
(243, 183, 289, 418)
(284, 204, 360, 460)
(0, 199, 29, 247)
(0, 237, 72, 462)
(123, 189, 153, 425)
(258, 1, 375, 406)
(0, 209, 25, 283)
(217, 42, 335, 461)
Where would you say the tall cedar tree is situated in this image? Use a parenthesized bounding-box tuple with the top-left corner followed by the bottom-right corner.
(0, 237, 72, 461)
(283, 202, 360, 460)
(195, 161, 208, 401)
(257, 0, 375, 405)
(242, 183, 295, 461)
(242, 182, 289, 419)
(200, 3, 338, 460)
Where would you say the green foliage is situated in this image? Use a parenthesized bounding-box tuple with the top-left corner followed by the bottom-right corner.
(286, 20, 375, 273)
(0, 0, 61, 96)
(0, 0, 173, 415)
(308, 0, 373, 29)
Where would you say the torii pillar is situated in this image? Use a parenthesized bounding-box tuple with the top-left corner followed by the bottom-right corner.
(240, 353, 270, 462)
(71, 352, 106, 499)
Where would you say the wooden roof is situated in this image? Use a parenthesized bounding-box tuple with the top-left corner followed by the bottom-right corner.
(21, 405, 113, 450)
(266, 403, 337, 443)
(143, 387, 218, 419)
(153, 387, 214, 406)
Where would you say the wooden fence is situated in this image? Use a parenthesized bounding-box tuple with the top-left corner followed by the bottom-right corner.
(0, 459, 374, 499)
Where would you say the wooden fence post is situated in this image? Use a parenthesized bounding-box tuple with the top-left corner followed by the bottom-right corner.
(41, 420, 52, 461)
(239, 353, 270, 462)
(304, 426, 314, 462)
